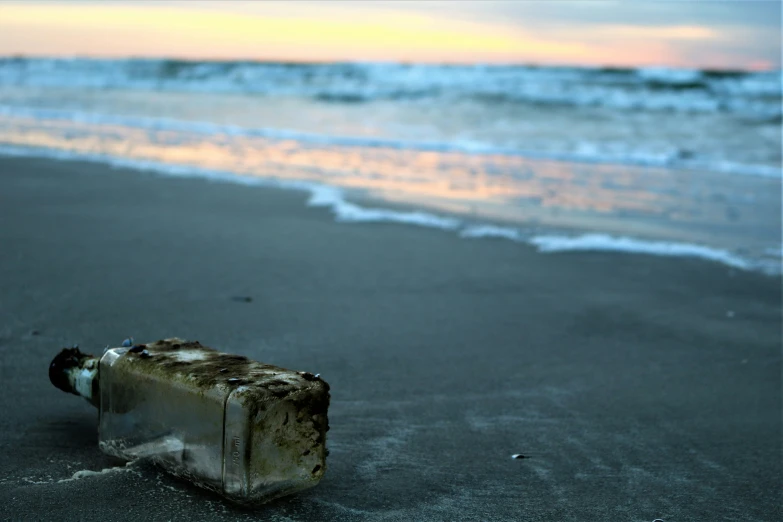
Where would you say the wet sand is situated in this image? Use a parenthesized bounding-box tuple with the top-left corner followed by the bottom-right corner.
(0, 157, 780, 521)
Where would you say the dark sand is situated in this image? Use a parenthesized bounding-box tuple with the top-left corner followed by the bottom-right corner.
(0, 157, 780, 521)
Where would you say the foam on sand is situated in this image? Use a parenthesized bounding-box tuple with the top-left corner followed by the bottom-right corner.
(460, 226, 779, 274)
(307, 185, 461, 230)
(58, 462, 138, 483)
(459, 225, 524, 241)
(529, 233, 753, 270)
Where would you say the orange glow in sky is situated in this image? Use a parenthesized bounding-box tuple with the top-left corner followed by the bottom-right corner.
(0, 1, 779, 69)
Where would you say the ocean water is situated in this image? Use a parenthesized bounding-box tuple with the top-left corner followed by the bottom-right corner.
(0, 58, 780, 272)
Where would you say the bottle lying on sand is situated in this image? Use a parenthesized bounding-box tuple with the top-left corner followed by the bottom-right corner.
(49, 338, 330, 506)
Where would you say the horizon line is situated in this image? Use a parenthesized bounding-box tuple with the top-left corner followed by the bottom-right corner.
(0, 53, 773, 73)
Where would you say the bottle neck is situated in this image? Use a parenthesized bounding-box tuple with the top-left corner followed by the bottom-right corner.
(49, 347, 100, 408)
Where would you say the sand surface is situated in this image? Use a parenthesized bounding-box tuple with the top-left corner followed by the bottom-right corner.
(0, 157, 780, 521)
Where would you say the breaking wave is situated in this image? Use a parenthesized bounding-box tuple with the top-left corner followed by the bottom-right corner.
(0, 58, 779, 117)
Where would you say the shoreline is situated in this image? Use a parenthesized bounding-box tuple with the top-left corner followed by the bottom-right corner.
(1, 144, 780, 276)
(0, 155, 780, 520)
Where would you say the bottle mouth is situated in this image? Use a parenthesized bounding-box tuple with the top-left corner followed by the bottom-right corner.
(49, 346, 100, 407)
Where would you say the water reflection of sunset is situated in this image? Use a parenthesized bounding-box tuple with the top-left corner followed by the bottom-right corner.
(1, 115, 778, 256)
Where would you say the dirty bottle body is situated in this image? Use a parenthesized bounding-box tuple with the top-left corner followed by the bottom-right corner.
(52, 339, 330, 505)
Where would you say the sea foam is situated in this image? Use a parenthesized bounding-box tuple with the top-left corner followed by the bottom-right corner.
(528, 234, 754, 270)
(1, 58, 779, 117)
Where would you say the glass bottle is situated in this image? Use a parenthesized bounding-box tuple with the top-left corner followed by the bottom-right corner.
(49, 338, 330, 505)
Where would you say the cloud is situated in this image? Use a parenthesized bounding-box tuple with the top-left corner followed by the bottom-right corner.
(595, 25, 717, 41)
(0, 1, 778, 69)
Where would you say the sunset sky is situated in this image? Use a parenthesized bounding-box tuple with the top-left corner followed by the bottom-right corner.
(0, 1, 780, 70)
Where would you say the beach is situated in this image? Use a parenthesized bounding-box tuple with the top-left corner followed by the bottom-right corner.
(0, 156, 780, 520)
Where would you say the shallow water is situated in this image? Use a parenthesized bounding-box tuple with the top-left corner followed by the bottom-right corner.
(0, 58, 780, 272)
